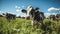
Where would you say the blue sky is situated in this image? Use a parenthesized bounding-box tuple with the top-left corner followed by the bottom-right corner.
(0, 0, 60, 17)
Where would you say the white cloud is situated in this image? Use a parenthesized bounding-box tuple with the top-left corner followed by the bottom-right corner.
(7, 12, 16, 15)
(15, 5, 25, 9)
(0, 11, 6, 14)
(48, 7, 60, 11)
(18, 7, 21, 9)
(0, 11, 2, 14)
(15, 5, 21, 9)
(16, 9, 22, 12)
(16, 14, 20, 17)
(16, 9, 20, 12)
(44, 13, 51, 18)
(0, 11, 1, 13)
(15, 5, 18, 8)
(15, 5, 25, 12)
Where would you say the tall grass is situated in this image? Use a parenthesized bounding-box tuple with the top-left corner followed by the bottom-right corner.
(0, 17, 60, 34)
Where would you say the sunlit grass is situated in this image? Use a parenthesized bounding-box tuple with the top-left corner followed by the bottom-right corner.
(0, 17, 60, 34)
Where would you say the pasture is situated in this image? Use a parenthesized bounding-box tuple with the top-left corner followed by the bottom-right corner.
(0, 17, 60, 34)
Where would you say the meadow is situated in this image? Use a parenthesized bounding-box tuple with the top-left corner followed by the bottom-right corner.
(0, 17, 60, 34)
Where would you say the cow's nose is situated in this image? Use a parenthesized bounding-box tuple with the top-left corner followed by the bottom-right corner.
(26, 16, 30, 20)
(26, 16, 30, 18)
(27, 16, 30, 17)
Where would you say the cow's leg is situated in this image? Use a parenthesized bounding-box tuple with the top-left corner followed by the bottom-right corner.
(31, 20, 37, 29)
(31, 20, 36, 26)
(31, 20, 33, 26)
(31, 20, 40, 29)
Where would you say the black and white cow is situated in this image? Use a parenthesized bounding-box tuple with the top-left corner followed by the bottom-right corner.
(56, 14, 60, 22)
(56, 14, 60, 18)
(3, 13, 16, 22)
(21, 6, 44, 27)
(49, 15, 56, 20)
(6, 13, 16, 20)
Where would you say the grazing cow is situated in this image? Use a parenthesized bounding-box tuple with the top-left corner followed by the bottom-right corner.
(56, 14, 60, 18)
(49, 15, 56, 20)
(56, 14, 60, 22)
(3, 13, 16, 22)
(21, 6, 44, 27)
(6, 13, 16, 20)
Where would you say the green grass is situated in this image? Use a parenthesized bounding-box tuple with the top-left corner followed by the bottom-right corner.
(0, 17, 60, 34)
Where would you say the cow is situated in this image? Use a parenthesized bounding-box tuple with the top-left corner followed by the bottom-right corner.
(3, 13, 16, 22)
(21, 6, 44, 28)
(56, 14, 60, 22)
(49, 15, 56, 20)
(6, 13, 16, 19)
(49, 14, 60, 22)
(56, 14, 60, 18)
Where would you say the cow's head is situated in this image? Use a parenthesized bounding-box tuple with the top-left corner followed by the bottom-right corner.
(21, 6, 44, 20)
(21, 6, 33, 15)
(21, 6, 34, 19)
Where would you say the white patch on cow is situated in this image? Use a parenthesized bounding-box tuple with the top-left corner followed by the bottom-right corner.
(24, 13, 27, 17)
(26, 6, 32, 16)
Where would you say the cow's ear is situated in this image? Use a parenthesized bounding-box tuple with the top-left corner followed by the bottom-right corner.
(21, 9, 27, 13)
(2, 13, 5, 15)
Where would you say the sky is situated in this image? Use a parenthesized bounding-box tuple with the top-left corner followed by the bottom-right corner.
(0, 0, 60, 17)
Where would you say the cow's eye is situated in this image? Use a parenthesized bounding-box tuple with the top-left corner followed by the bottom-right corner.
(21, 9, 27, 13)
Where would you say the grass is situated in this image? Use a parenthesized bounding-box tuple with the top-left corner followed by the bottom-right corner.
(0, 17, 60, 34)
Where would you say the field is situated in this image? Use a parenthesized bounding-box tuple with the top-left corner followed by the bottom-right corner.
(0, 17, 60, 34)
